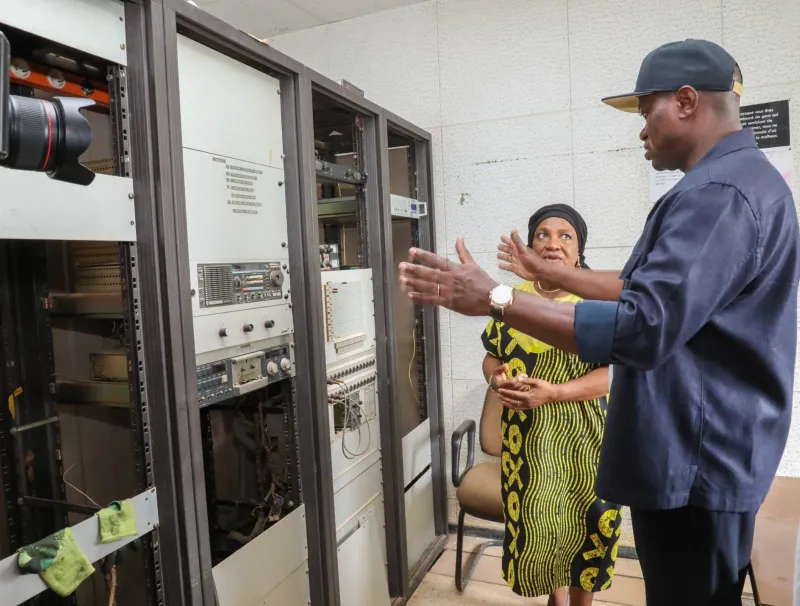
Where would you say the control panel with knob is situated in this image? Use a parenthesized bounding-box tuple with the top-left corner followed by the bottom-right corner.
(198, 261, 287, 308)
(242, 323, 255, 333)
(196, 345, 293, 407)
(219, 327, 230, 337)
(265, 320, 275, 329)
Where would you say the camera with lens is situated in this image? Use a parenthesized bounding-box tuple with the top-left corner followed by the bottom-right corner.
(0, 30, 96, 186)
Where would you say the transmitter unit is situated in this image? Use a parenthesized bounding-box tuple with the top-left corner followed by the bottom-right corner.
(198, 261, 286, 308)
(196, 345, 292, 407)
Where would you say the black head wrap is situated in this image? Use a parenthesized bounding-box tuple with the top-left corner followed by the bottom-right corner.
(527, 203, 590, 269)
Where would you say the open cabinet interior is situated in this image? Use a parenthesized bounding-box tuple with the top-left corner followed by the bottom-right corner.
(0, 23, 159, 606)
(387, 134, 428, 441)
(201, 380, 301, 566)
(387, 126, 439, 574)
(315, 92, 368, 271)
(313, 90, 392, 606)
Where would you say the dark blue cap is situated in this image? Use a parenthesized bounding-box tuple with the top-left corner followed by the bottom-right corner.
(602, 39, 742, 112)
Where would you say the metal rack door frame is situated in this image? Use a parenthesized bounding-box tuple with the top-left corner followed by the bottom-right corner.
(128, 1, 340, 605)
(382, 116, 448, 597)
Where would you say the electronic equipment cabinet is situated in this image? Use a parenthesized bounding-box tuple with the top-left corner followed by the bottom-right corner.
(0, 1, 447, 605)
(0, 2, 193, 606)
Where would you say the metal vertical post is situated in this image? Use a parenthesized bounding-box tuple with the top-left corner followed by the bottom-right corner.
(415, 139, 448, 536)
(124, 2, 213, 604)
(287, 72, 342, 606)
(111, 60, 165, 606)
(367, 113, 411, 599)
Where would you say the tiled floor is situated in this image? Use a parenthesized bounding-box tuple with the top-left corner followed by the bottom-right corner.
(408, 536, 755, 605)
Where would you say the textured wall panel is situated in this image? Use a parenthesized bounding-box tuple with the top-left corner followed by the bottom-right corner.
(439, 309, 453, 380)
(568, 0, 723, 109)
(573, 149, 650, 248)
(722, 0, 800, 88)
(584, 247, 635, 272)
(437, 0, 570, 125)
(327, 2, 441, 128)
(431, 127, 447, 253)
(269, 25, 329, 74)
(441, 376, 454, 437)
(572, 106, 643, 155)
(442, 113, 573, 254)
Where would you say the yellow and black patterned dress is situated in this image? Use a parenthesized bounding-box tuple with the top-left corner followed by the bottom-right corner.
(481, 282, 622, 597)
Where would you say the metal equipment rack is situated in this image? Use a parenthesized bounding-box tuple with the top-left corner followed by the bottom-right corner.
(0, 1, 447, 604)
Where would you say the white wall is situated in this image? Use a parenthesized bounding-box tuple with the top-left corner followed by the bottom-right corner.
(272, 0, 800, 538)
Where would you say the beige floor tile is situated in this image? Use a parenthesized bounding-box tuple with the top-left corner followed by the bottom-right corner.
(430, 534, 752, 604)
(613, 557, 642, 579)
(431, 549, 646, 605)
(430, 550, 506, 586)
(598, 576, 646, 606)
(444, 535, 491, 552)
(409, 573, 629, 606)
(408, 573, 547, 605)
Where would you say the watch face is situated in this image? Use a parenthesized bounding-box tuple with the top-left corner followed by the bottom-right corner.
(492, 285, 513, 306)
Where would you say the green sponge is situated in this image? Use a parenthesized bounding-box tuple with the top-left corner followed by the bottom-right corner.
(97, 499, 138, 544)
(17, 527, 95, 597)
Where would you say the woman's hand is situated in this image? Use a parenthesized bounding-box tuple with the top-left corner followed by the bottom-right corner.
(497, 376, 558, 410)
(489, 363, 517, 392)
(497, 229, 548, 282)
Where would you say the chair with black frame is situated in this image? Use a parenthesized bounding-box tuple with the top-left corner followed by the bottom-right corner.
(450, 387, 504, 592)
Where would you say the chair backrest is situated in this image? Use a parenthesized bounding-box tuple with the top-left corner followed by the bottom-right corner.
(479, 387, 503, 458)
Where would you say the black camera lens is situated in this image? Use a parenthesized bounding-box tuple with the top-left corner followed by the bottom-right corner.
(3, 95, 96, 186)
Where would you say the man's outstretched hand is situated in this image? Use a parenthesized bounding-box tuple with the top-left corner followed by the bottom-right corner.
(398, 237, 498, 316)
(497, 228, 548, 282)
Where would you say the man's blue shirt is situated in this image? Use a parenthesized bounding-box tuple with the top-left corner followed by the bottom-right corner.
(575, 129, 800, 512)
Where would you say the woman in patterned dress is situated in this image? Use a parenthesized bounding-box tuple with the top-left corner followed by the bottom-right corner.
(481, 204, 622, 606)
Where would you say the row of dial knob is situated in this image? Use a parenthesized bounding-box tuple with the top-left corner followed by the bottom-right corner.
(219, 320, 276, 337)
(267, 358, 292, 375)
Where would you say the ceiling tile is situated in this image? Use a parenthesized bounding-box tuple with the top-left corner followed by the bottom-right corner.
(201, 0, 324, 37)
(291, 0, 428, 24)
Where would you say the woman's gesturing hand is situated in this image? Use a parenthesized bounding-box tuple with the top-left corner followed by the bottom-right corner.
(489, 363, 517, 392)
(497, 228, 547, 282)
(497, 375, 558, 410)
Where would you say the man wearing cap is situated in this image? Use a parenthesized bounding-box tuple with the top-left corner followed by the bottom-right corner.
(398, 40, 799, 605)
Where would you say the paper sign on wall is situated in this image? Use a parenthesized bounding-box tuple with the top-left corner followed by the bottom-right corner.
(648, 99, 793, 202)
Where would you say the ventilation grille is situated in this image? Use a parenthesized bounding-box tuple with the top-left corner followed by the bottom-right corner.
(200, 265, 234, 306)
